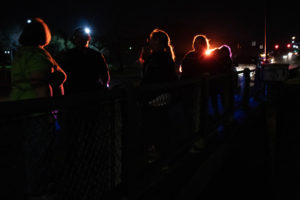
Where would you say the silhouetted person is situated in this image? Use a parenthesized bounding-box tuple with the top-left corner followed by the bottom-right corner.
(10, 19, 66, 101)
(181, 34, 212, 80)
(217, 45, 235, 120)
(139, 28, 179, 163)
(140, 29, 178, 85)
(210, 45, 235, 122)
(59, 27, 110, 95)
(9, 17, 66, 199)
(216, 45, 233, 74)
(180, 34, 218, 132)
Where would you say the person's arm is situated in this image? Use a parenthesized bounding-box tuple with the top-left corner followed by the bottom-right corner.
(180, 54, 189, 80)
(50, 64, 67, 88)
(139, 46, 151, 65)
(51, 64, 67, 95)
(98, 54, 110, 88)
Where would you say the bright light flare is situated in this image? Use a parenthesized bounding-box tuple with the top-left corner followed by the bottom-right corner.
(205, 49, 214, 56)
(27, 19, 32, 24)
(287, 44, 291, 48)
(84, 27, 91, 34)
(275, 44, 279, 49)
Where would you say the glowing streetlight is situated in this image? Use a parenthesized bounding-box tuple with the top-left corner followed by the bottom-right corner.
(27, 19, 32, 24)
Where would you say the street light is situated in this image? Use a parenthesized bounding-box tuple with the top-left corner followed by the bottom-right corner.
(27, 19, 32, 24)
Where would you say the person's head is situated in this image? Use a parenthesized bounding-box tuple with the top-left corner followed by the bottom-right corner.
(71, 27, 91, 48)
(218, 44, 232, 59)
(149, 28, 175, 61)
(19, 17, 51, 47)
(192, 34, 209, 54)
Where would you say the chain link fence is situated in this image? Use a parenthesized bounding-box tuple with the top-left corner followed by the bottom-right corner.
(0, 69, 254, 200)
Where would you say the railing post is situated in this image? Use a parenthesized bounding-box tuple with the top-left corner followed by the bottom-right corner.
(228, 72, 235, 118)
(243, 68, 250, 108)
(121, 83, 140, 200)
(201, 76, 210, 138)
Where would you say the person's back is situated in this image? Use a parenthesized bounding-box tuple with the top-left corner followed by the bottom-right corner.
(61, 47, 109, 94)
(212, 45, 235, 121)
(8, 17, 67, 200)
(11, 46, 53, 100)
(181, 34, 211, 80)
(59, 27, 110, 95)
(142, 51, 178, 85)
(181, 51, 214, 80)
(10, 19, 66, 101)
(216, 45, 233, 74)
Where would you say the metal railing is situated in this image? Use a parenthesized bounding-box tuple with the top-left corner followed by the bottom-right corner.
(0, 68, 257, 200)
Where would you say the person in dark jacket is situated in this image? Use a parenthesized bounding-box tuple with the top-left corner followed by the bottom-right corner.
(181, 34, 213, 80)
(139, 28, 179, 164)
(140, 28, 178, 85)
(215, 45, 235, 121)
(59, 27, 110, 95)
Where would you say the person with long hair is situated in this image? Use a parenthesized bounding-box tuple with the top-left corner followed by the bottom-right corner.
(140, 28, 178, 84)
(139, 28, 179, 164)
(214, 44, 235, 121)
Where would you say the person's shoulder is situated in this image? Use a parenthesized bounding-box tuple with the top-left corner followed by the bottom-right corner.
(183, 51, 196, 59)
(21, 46, 45, 56)
(87, 47, 102, 55)
(60, 48, 76, 57)
(65, 48, 78, 54)
(87, 48, 107, 62)
(28, 47, 53, 63)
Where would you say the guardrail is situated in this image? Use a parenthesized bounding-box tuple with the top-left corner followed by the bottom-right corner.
(0, 68, 257, 200)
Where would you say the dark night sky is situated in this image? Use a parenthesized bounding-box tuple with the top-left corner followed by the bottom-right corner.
(1, 0, 299, 54)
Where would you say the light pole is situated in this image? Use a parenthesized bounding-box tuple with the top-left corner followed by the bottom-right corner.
(264, 0, 267, 62)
